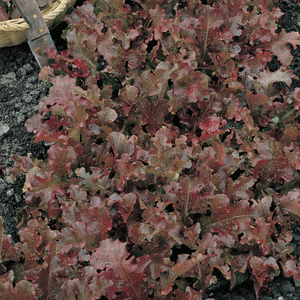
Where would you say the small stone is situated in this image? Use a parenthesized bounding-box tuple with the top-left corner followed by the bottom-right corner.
(6, 189, 14, 197)
(16, 67, 27, 78)
(0, 124, 10, 137)
(15, 101, 22, 109)
(5, 72, 16, 80)
(28, 75, 38, 83)
(23, 63, 33, 73)
(17, 113, 25, 123)
(24, 96, 34, 104)
(14, 194, 23, 203)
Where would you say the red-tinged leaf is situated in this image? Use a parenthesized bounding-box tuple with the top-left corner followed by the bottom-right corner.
(226, 176, 255, 201)
(239, 49, 273, 75)
(249, 256, 279, 299)
(25, 115, 64, 144)
(39, 75, 78, 114)
(123, 40, 148, 71)
(90, 239, 151, 299)
(96, 28, 124, 76)
(224, 93, 252, 123)
(282, 260, 300, 282)
(139, 99, 169, 135)
(225, 97, 257, 135)
(200, 129, 228, 142)
(68, 185, 88, 207)
(201, 194, 260, 236)
(81, 204, 112, 248)
(240, 217, 273, 255)
(149, 4, 169, 41)
(288, 87, 300, 110)
(199, 116, 226, 133)
(284, 142, 300, 170)
(245, 91, 272, 126)
(252, 158, 295, 183)
(65, 24, 98, 75)
(135, 66, 171, 98)
(245, 12, 274, 46)
(146, 130, 192, 180)
(206, 136, 227, 165)
(47, 144, 78, 177)
(196, 3, 224, 58)
(97, 107, 118, 125)
(114, 27, 140, 50)
(108, 193, 136, 222)
(60, 200, 82, 227)
(176, 106, 202, 132)
(25, 171, 64, 211)
(198, 95, 223, 119)
(19, 219, 42, 254)
(0, 217, 16, 263)
(275, 190, 300, 219)
(209, 50, 236, 78)
(275, 238, 294, 262)
(18, 219, 56, 260)
(254, 137, 282, 159)
(168, 69, 210, 111)
(74, 84, 102, 107)
(64, 2, 97, 26)
(64, 100, 89, 128)
(118, 85, 139, 115)
(129, 224, 179, 278)
(164, 172, 213, 224)
(256, 196, 273, 220)
(208, 248, 232, 281)
(12, 249, 40, 283)
(62, 266, 113, 300)
(215, 0, 243, 23)
(169, 287, 203, 300)
(130, 206, 171, 242)
(0, 270, 14, 298)
(8, 154, 33, 182)
(280, 127, 300, 150)
(113, 154, 146, 191)
(33, 240, 64, 300)
(75, 167, 109, 195)
(182, 223, 201, 249)
(50, 50, 90, 78)
(38, 228, 57, 254)
(243, 67, 296, 98)
(0, 7, 8, 21)
(0, 278, 38, 300)
(259, 29, 300, 67)
(107, 132, 137, 157)
(230, 253, 251, 289)
(160, 252, 207, 296)
(90, 142, 114, 168)
(58, 221, 87, 254)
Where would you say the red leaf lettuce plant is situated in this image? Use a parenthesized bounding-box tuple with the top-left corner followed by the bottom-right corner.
(2, 0, 300, 298)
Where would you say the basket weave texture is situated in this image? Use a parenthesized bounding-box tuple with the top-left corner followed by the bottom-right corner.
(0, 0, 76, 48)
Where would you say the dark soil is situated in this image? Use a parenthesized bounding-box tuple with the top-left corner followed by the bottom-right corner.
(1, 1, 300, 299)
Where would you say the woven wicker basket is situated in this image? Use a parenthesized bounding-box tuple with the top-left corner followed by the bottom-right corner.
(0, 0, 76, 48)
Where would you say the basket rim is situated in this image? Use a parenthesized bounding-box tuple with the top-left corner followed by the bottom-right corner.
(0, 0, 74, 31)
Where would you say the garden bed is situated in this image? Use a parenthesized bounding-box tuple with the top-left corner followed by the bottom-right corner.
(1, 0, 300, 299)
